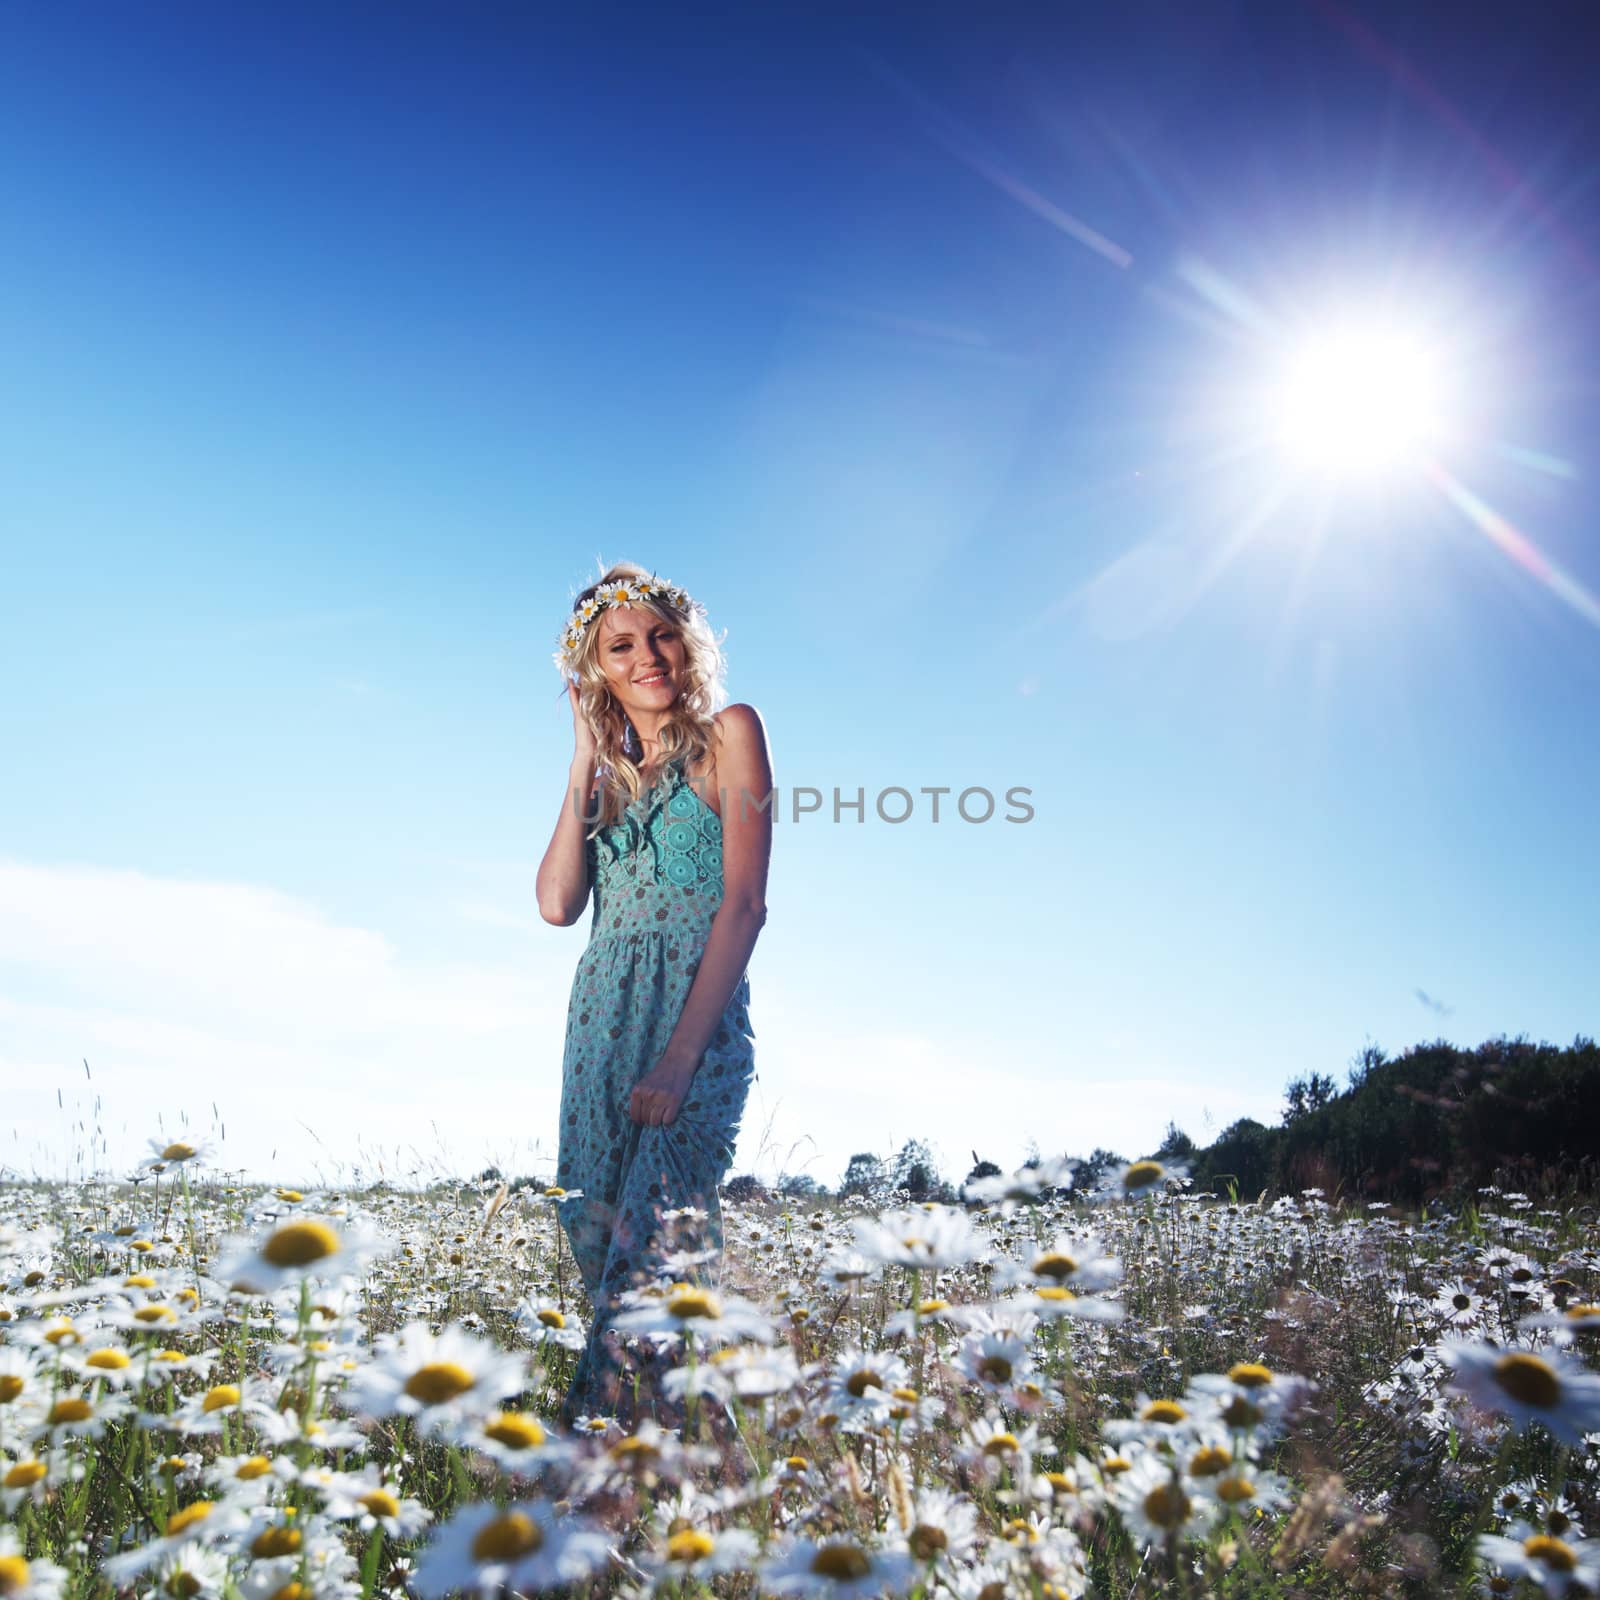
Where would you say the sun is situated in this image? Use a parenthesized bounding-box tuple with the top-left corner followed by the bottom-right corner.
(1272, 316, 1448, 478)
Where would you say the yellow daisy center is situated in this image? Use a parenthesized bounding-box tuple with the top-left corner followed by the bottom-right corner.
(1493, 1354, 1560, 1409)
(982, 1432, 1020, 1456)
(810, 1544, 871, 1580)
(845, 1369, 883, 1398)
(270, 1585, 309, 1600)
(0, 1377, 23, 1404)
(4, 1461, 48, 1488)
(235, 1457, 274, 1480)
(1523, 1535, 1576, 1572)
(917, 1298, 949, 1315)
(261, 1222, 340, 1268)
(1221, 1396, 1263, 1430)
(0, 1558, 31, 1596)
(161, 1143, 197, 1161)
(535, 1308, 566, 1329)
(1124, 1161, 1165, 1190)
(1216, 1475, 1257, 1503)
(123, 1274, 158, 1288)
(666, 1529, 715, 1562)
(484, 1412, 545, 1449)
(610, 1437, 661, 1464)
(910, 1526, 947, 1560)
(134, 1305, 177, 1324)
(251, 1527, 302, 1559)
(977, 1356, 1014, 1383)
(165, 1573, 201, 1599)
(471, 1510, 543, 1561)
(359, 1490, 401, 1519)
(1227, 1362, 1274, 1388)
(404, 1363, 475, 1404)
(666, 1287, 721, 1320)
(1141, 1399, 1188, 1424)
(1032, 1253, 1080, 1281)
(87, 1348, 132, 1370)
(202, 1385, 241, 1413)
(1189, 1445, 1233, 1477)
(167, 1502, 214, 1537)
(47, 1397, 93, 1424)
(1144, 1483, 1192, 1527)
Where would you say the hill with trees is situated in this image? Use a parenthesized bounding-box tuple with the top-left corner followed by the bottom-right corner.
(1186, 1032, 1599, 1203)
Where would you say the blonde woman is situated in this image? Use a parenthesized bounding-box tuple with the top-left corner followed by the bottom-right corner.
(538, 561, 772, 1428)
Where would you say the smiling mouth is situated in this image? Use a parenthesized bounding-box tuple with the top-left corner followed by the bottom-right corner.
(636, 673, 669, 686)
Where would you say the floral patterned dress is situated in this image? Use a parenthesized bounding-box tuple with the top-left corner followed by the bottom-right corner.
(553, 754, 757, 1426)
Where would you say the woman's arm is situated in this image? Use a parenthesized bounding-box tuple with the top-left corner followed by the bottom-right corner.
(536, 682, 600, 926)
(629, 703, 773, 1126)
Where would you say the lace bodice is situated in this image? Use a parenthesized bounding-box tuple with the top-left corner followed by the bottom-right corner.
(585, 759, 726, 944)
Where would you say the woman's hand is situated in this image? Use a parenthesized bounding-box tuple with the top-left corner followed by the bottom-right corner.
(629, 1056, 698, 1127)
(568, 678, 598, 762)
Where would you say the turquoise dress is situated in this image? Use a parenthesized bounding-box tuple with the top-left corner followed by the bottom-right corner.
(554, 755, 757, 1426)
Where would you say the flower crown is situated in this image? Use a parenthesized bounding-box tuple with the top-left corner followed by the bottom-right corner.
(552, 574, 697, 681)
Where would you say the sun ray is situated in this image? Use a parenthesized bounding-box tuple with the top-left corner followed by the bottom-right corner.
(1422, 459, 1600, 629)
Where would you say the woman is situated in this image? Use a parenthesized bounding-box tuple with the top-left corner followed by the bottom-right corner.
(537, 561, 773, 1429)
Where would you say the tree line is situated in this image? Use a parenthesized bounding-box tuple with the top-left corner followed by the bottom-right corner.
(719, 1031, 1598, 1207)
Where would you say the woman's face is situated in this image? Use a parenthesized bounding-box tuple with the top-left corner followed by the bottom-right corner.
(594, 604, 686, 720)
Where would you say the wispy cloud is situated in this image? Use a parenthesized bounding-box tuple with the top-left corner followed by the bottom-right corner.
(0, 858, 566, 1183)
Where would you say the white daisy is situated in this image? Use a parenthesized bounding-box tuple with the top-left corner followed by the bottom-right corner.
(0, 1529, 69, 1600)
(307, 1466, 434, 1539)
(512, 1298, 587, 1352)
(143, 1137, 215, 1171)
(637, 1524, 759, 1590)
(609, 1281, 777, 1346)
(993, 1231, 1122, 1295)
(103, 1500, 251, 1583)
(959, 1411, 1041, 1482)
(1110, 1450, 1211, 1549)
(1476, 1522, 1600, 1598)
(451, 1408, 573, 1476)
(1441, 1340, 1600, 1447)
(341, 1321, 529, 1434)
(760, 1534, 917, 1599)
(216, 1215, 391, 1296)
(169, 1378, 280, 1438)
(953, 1328, 1035, 1397)
(821, 1346, 912, 1430)
(852, 1205, 986, 1270)
(409, 1499, 612, 1598)
(963, 1154, 1076, 1209)
(902, 1485, 980, 1570)
(147, 1541, 232, 1599)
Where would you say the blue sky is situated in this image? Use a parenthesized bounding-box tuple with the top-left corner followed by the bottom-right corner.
(3, 2, 1596, 1190)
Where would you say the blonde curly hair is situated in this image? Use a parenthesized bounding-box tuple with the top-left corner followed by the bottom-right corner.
(558, 559, 729, 833)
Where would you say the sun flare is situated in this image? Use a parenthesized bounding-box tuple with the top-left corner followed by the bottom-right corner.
(1272, 317, 1448, 477)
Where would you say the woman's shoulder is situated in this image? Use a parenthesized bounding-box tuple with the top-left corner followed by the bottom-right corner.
(711, 703, 767, 747)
